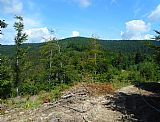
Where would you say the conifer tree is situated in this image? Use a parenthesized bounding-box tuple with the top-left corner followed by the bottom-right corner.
(90, 35, 101, 75)
(0, 19, 7, 79)
(0, 20, 10, 98)
(0, 19, 7, 35)
(152, 30, 160, 65)
(14, 16, 28, 96)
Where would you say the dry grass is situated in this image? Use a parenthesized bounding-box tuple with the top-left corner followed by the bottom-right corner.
(67, 82, 114, 96)
(85, 83, 114, 96)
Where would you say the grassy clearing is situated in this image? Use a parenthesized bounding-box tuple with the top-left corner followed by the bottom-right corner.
(111, 80, 132, 90)
(0, 84, 71, 111)
(0, 80, 134, 114)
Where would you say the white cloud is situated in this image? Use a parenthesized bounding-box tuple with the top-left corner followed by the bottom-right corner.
(143, 34, 154, 40)
(148, 4, 160, 21)
(0, 0, 23, 14)
(24, 17, 41, 29)
(0, 34, 3, 39)
(0, 16, 44, 45)
(0, 31, 16, 45)
(121, 20, 152, 40)
(25, 27, 53, 43)
(126, 20, 150, 32)
(72, 31, 80, 37)
(0, 27, 50, 45)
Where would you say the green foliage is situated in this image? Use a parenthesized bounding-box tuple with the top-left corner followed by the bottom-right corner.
(128, 71, 141, 83)
(20, 81, 38, 95)
(14, 16, 28, 46)
(0, 35, 160, 99)
(112, 80, 132, 90)
(94, 73, 113, 82)
(0, 37, 157, 57)
(135, 52, 143, 64)
(112, 52, 125, 69)
(50, 84, 70, 100)
(2, 14, 160, 103)
(0, 55, 12, 99)
(24, 99, 41, 109)
(154, 30, 160, 41)
(13, 16, 28, 96)
(139, 62, 158, 81)
(0, 19, 7, 35)
(0, 80, 12, 99)
(151, 30, 160, 65)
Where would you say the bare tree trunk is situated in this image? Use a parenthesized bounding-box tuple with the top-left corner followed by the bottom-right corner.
(16, 56, 19, 97)
(94, 53, 97, 75)
(49, 50, 53, 82)
(49, 50, 52, 69)
(56, 40, 63, 83)
(57, 42, 62, 68)
(16, 87, 19, 97)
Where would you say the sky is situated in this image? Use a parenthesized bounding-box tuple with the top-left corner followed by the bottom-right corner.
(0, 0, 160, 45)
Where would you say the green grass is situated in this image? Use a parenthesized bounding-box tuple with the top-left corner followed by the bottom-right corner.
(1, 83, 71, 110)
(112, 80, 132, 90)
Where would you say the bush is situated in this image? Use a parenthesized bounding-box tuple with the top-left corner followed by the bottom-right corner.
(112, 80, 132, 89)
(19, 79, 38, 95)
(37, 84, 70, 102)
(139, 62, 158, 81)
(94, 73, 113, 83)
(38, 90, 51, 103)
(128, 71, 141, 83)
(0, 80, 12, 99)
(51, 84, 70, 100)
(20, 81, 38, 95)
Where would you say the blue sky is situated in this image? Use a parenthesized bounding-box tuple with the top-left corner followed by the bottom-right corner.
(0, 0, 160, 44)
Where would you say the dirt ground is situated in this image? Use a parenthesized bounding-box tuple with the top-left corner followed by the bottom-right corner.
(0, 82, 160, 122)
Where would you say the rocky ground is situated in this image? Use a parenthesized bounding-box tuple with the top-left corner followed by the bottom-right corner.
(0, 83, 160, 122)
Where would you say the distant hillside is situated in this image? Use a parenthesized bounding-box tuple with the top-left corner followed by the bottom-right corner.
(61, 37, 154, 53)
(0, 37, 159, 57)
(0, 43, 43, 57)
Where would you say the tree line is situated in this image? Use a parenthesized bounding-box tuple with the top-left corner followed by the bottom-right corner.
(0, 16, 160, 99)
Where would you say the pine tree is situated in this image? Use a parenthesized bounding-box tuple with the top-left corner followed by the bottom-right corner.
(40, 29, 63, 83)
(154, 30, 160, 41)
(0, 20, 11, 98)
(0, 19, 7, 79)
(90, 35, 101, 75)
(152, 30, 160, 65)
(0, 19, 7, 35)
(135, 52, 142, 64)
(14, 16, 28, 96)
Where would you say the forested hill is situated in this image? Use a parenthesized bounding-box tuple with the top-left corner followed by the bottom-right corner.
(60, 37, 156, 53)
(0, 43, 43, 57)
(0, 37, 159, 57)
(1, 35, 160, 106)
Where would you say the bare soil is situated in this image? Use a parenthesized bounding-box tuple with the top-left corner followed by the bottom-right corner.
(0, 82, 160, 122)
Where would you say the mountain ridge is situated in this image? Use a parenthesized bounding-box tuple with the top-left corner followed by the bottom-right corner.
(0, 37, 159, 57)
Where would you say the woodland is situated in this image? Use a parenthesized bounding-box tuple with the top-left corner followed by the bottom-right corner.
(0, 16, 160, 99)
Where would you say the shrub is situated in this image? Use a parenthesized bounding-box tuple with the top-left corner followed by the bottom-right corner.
(38, 91, 51, 103)
(128, 71, 141, 83)
(20, 82, 38, 95)
(51, 84, 70, 100)
(0, 80, 12, 99)
(139, 62, 157, 81)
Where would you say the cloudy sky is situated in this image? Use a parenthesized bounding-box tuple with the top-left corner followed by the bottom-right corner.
(0, 0, 160, 44)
